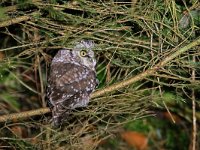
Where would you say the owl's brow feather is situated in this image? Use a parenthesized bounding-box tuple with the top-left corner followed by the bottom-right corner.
(74, 40, 94, 49)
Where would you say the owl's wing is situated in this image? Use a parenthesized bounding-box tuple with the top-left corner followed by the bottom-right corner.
(47, 62, 97, 127)
(47, 62, 97, 108)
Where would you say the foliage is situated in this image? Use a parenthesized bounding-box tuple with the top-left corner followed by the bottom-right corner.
(0, 0, 199, 149)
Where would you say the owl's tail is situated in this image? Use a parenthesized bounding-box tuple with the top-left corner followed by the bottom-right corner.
(51, 105, 68, 127)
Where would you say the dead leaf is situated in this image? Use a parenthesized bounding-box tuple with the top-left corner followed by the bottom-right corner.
(163, 112, 181, 123)
(156, 111, 181, 123)
(10, 126, 23, 137)
(121, 131, 148, 150)
(0, 52, 5, 61)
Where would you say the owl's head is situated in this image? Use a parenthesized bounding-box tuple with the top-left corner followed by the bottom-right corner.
(72, 40, 96, 70)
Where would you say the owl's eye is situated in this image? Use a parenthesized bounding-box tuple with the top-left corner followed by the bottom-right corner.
(80, 50, 87, 57)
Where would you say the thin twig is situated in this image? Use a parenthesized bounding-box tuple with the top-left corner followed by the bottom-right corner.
(0, 38, 200, 123)
(191, 55, 196, 150)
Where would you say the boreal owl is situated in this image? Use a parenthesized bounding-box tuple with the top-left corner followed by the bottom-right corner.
(47, 40, 98, 127)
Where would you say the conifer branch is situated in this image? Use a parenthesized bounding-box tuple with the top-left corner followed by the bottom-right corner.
(0, 37, 200, 123)
(0, 12, 38, 28)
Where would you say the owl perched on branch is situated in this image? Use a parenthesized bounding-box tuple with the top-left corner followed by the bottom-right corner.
(47, 40, 98, 127)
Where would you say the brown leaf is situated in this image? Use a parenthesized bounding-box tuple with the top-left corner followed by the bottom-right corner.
(121, 131, 148, 150)
(0, 52, 5, 61)
(10, 126, 23, 137)
(163, 112, 181, 123)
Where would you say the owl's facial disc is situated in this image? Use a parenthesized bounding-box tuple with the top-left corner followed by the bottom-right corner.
(78, 49, 96, 69)
(72, 40, 96, 70)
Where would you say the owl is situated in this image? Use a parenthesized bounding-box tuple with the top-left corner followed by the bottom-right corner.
(47, 40, 98, 127)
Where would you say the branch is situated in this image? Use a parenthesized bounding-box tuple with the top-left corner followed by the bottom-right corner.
(4, 0, 42, 12)
(0, 12, 38, 28)
(191, 55, 197, 150)
(0, 38, 200, 123)
(92, 38, 200, 97)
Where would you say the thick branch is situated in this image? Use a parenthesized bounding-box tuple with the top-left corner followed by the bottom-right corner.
(0, 38, 200, 123)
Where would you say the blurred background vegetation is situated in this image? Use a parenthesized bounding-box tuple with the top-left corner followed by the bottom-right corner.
(0, 0, 199, 149)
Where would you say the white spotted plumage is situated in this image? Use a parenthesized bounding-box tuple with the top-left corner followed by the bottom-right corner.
(47, 40, 98, 127)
